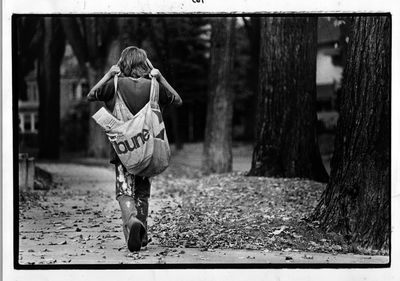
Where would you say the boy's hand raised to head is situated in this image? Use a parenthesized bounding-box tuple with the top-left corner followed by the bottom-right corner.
(108, 65, 121, 76)
(87, 65, 121, 101)
(150, 68, 161, 79)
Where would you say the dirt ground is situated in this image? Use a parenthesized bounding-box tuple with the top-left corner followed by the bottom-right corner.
(18, 144, 389, 265)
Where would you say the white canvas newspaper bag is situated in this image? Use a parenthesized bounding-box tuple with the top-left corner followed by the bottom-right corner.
(93, 75, 171, 177)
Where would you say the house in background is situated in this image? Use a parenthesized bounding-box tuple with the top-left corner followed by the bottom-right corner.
(18, 72, 39, 135)
(18, 71, 40, 155)
(316, 17, 345, 131)
(18, 44, 88, 155)
(59, 44, 89, 121)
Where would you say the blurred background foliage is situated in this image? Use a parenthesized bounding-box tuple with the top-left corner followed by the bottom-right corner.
(16, 16, 347, 160)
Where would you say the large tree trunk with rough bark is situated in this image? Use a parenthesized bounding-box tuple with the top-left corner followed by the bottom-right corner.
(37, 18, 65, 159)
(312, 17, 390, 250)
(202, 18, 236, 174)
(248, 17, 328, 182)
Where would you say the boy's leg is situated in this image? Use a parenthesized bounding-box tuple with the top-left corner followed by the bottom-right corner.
(115, 163, 134, 199)
(115, 163, 145, 251)
(133, 176, 151, 246)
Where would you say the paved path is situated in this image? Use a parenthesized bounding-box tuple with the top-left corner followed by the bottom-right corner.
(19, 162, 388, 265)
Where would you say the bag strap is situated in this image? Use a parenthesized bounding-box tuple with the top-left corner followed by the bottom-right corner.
(149, 76, 159, 104)
(146, 58, 160, 104)
(114, 74, 118, 95)
(113, 74, 122, 102)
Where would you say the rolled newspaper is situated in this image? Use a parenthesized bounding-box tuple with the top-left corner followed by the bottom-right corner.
(92, 107, 123, 131)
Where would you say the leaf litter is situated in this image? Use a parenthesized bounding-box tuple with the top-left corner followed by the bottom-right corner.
(149, 168, 387, 256)
(19, 160, 388, 264)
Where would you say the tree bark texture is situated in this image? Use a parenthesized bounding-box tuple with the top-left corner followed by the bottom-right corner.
(202, 18, 236, 174)
(312, 17, 390, 250)
(37, 18, 65, 159)
(248, 17, 328, 182)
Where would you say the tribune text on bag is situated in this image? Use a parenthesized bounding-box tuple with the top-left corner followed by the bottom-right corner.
(112, 128, 150, 154)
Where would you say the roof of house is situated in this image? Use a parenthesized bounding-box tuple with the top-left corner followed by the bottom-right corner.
(60, 44, 81, 78)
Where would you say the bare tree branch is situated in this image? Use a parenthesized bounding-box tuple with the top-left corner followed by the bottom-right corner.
(242, 17, 253, 41)
(60, 17, 89, 69)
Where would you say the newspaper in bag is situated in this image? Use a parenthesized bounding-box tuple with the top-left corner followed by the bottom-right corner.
(92, 75, 170, 176)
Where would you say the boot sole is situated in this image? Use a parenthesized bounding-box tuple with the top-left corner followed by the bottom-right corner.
(128, 219, 145, 252)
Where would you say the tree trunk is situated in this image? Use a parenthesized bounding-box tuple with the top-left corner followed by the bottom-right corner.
(312, 17, 390, 250)
(248, 17, 328, 182)
(86, 66, 109, 158)
(37, 18, 65, 159)
(202, 18, 236, 174)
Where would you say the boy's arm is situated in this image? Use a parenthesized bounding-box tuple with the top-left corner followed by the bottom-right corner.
(151, 69, 183, 106)
(87, 65, 120, 102)
(146, 59, 182, 106)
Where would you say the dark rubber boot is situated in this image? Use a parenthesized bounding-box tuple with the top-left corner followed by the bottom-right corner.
(118, 195, 146, 252)
(126, 217, 146, 252)
(141, 222, 152, 247)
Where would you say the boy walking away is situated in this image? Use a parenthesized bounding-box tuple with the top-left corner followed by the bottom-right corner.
(87, 46, 182, 251)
